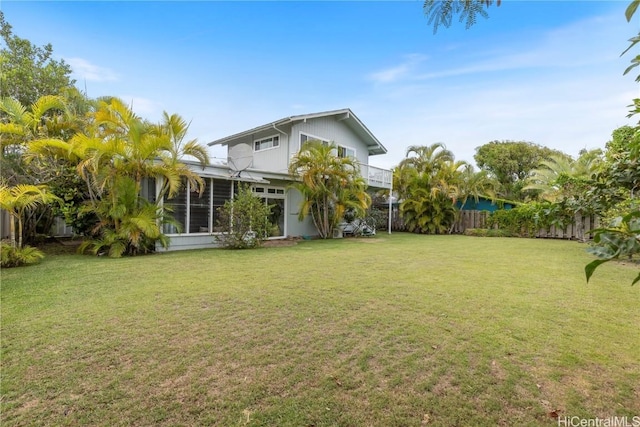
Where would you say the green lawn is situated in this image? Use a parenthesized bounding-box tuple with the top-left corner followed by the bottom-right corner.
(1, 234, 638, 426)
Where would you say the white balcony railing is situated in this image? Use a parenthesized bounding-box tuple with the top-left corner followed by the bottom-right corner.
(359, 163, 392, 189)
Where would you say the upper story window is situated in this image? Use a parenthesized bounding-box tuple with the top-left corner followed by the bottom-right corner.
(337, 146, 356, 159)
(299, 132, 356, 159)
(254, 135, 279, 152)
(300, 133, 329, 146)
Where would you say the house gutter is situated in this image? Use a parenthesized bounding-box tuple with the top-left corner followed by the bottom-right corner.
(272, 123, 288, 138)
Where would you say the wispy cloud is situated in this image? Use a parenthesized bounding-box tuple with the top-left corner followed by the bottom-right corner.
(67, 58, 119, 82)
(369, 12, 626, 84)
(367, 53, 428, 84)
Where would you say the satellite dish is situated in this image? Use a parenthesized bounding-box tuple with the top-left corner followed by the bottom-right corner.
(228, 143, 253, 176)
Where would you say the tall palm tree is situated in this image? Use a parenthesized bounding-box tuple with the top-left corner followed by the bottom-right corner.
(289, 140, 371, 238)
(400, 143, 454, 176)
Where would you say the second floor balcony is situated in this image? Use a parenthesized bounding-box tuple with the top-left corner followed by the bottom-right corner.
(359, 163, 392, 190)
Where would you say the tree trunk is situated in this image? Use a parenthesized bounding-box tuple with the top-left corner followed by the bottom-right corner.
(17, 214, 23, 249)
(9, 215, 17, 248)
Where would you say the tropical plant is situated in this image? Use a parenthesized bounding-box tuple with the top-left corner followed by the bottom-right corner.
(474, 140, 569, 201)
(395, 143, 474, 234)
(524, 151, 603, 203)
(0, 241, 44, 268)
(584, 1, 640, 285)
(27, 98, 210, 256)
(423, 0, 500, 33)
(0, 182, 60, 249)
(586, 209, 640, 285)
(0, 182, 58, 267)
(289, 140, 371, 239)
(458, 164, 497, 207)
(77, 176, 171, 257)
(0, 93, 93, 242)
(215, 184, 273, 249)
(401, 185, 457, 234)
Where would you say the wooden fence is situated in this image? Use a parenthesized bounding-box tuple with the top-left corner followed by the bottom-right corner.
(384, 207, 599, 241)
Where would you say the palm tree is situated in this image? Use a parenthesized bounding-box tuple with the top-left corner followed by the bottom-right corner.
(152, 111, 210, 202)
(0, 183, 59, 248)
(400, 143, 454, 176)
(27, 98, 210, 256)
(400, 174, 457, 234)
(395, 143, 465, 234)
(458, 164, 497, 207)
(0, 95, 70, 154)
(289, 140, 371, 238)
(524, 151, 602, 202)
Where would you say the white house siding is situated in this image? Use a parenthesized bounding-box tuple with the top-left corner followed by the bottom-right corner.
(156, 234, 220, 252)
(286, 187, 318, 238)
(227, 126, 292, 174)
(291, 116, 369, 166)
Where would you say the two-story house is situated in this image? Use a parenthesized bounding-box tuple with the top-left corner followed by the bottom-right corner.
(155, 108, 392, 251)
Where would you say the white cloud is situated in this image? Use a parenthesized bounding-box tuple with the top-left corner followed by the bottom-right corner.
(367, 53, 428, 84)
(369, 13, 628, 84)
(67, 58, 119, 82)
(357, 10, 636, 171)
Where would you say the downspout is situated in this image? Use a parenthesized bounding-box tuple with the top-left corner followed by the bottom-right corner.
(272, 122, 290, 159)
(272, 123, 290, 237)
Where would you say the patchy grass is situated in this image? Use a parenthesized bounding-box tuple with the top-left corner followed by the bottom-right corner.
(1, 234, 638, 426)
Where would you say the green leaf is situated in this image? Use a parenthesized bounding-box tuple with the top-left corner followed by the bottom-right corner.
(585, 259, 609, 283)
(625, 0, 639, 22)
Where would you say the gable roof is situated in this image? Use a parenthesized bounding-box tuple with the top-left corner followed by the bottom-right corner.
(208, 108, 387, 156)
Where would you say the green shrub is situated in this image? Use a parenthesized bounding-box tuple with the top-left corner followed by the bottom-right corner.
(486, 202, 571, 237)
(215, 185, 273, 249)
(0, 242, 45, 268)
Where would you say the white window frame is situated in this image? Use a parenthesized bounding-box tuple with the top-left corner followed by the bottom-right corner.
(299, 132, 356, 159)
(299, 132, 330, 150)
(253, 134, 280, 152)
(337, 145, 356, 159)
(251, 185, 286, 198)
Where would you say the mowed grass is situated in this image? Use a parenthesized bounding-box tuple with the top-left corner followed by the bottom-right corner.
(1, 234, 638, 426)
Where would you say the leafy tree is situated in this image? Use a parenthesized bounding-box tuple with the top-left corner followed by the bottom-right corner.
(0, 12, 74, 107)
(215, 184, 273, 249)
(423, 0, 500, 33)
(289, 140, 371, 239)
(474, 140, 568, 201)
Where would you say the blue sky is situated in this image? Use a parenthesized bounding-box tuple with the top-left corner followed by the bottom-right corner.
(2, 1, 638, 169)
